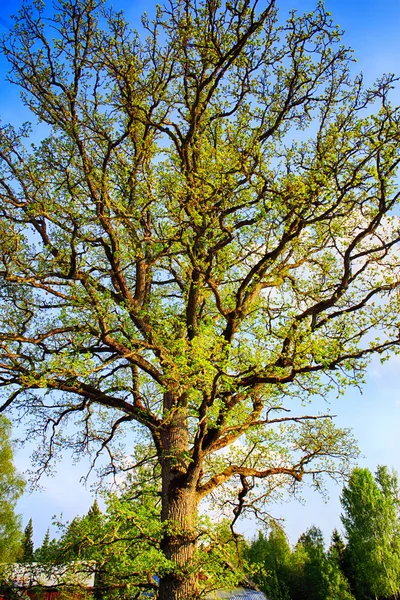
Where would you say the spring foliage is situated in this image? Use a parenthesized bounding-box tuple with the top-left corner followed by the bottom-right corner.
(1, 0, 400, 596)
(0, 416, 24, 563)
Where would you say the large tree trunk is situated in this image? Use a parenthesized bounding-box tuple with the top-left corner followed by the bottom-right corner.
(158, 483, 199, 600)
(158, 400, 200, 600)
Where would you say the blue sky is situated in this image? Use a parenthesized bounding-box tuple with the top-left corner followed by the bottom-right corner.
(0, 0, 400, 548)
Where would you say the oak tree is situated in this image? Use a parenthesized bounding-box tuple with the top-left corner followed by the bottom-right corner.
(1, 0, 400, 597)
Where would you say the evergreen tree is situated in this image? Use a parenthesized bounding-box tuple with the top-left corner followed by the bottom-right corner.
(87, 500, 101, 519)
(328, 529, 346, 574)
(21, 518, 34, 562)
(41, 528, 50, 553)
(326, 531, 354, 600)
(86, 501, 104, 600)
(290, 526, 355, 600)
(34, 528, 55, 563)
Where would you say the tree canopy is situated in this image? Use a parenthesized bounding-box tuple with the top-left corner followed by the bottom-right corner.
(1, 0, 400, 597)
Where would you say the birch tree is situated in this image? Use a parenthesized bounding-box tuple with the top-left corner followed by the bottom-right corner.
(0, 416, 24, 562)
(341, 467, 400, 599)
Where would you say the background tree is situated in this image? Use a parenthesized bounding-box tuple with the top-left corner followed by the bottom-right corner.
(341, 467, 400, 599)
(289, 526, 354, 600)
(328, 529, 346, 577)
(21, 518, 34, 563)
(34, 528, 60, 564)
(326, 529, 355, 600)
(291, 526, 328, 600)
(0, 416, 24, 563)
(246, 525, 292, 600)
(1, 0, 400, 597)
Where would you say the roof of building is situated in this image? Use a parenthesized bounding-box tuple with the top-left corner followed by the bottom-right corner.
(1, 563, 95, 588)
(205, 587, 267, 599)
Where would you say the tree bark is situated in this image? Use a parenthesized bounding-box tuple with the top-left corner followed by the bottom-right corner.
(159, 483, 199, 600)
(158, 401, 200, 600)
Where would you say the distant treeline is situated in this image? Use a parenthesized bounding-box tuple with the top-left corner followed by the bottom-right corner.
(246, 465, 400, 600)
